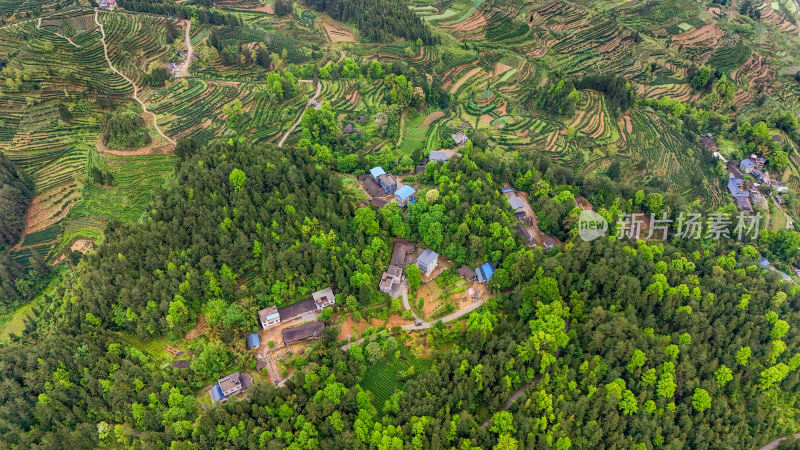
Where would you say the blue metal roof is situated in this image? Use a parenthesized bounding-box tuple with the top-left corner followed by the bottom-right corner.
(370, 167, 386, 178)
(727, 178, 749, 198)
(246, 333, 261, 349)
(740, 159, 755, 169)
(210, 384, 225, 402)
(477, 263, 494, 283)
(759, 257, 770, 267)
(395, 185, 416, 200)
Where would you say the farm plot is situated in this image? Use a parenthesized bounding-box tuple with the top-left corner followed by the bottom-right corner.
(359, 345, 430, 409)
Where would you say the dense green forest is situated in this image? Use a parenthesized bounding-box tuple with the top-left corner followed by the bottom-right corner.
(74, 139, 387, 339)
(101, 108, 152, 150)
(1, 140, 798, 448)
(305, 0, 438, 44)
(0, 151, 33, 249)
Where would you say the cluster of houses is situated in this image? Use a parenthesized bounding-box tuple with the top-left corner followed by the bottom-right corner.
(98, 0, 117, 10)
(727, 154, 788, 213)
(370, 167, 417, 207)
(257, 287, 335, 330)
(212, 287, 336, 403)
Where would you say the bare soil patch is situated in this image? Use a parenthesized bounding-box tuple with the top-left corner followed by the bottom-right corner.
(322, 21, 355, 43)
(493, 62, 513, 78)
(450, 67, 482, 93)
(423, 111, 445, 126)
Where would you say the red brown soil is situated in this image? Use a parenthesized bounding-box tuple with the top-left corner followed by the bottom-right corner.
(423, 111, 445, 126)
(185, 315, 207, 340)
(449, 67, 482, 93)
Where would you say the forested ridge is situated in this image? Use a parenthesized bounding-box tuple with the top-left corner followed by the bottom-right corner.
(0, 151, 33, 250)
(305, 0, 438, 44)
(0, 140, 798, 448)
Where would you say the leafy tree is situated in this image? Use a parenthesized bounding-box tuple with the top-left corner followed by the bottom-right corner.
(692, 388, 712, 412)
(228, 168, 246, 192)
(406, 264, 422, 290)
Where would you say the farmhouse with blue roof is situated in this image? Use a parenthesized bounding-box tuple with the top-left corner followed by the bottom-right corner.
(395, 185, 416, 207)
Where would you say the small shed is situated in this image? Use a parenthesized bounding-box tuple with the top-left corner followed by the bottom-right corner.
(246, 333, 261, 350)
(457, 265, 477, 282)
(343, 123, 356, 135)
(759, 257, 770, 268)
(477, 263, 495, 283)
(452, 131, 468, 146)
(210, 384, 226, 402)
(370, 166, 386, 179)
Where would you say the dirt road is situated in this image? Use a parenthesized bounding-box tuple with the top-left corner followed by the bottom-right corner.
(175, 20, 193, 77)
(278, 80, 322, 148)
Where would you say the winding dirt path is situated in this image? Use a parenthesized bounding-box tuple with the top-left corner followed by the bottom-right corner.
(760, 433, 800, 450)
(277, 80, 322, 148)
(94, 9, 175, 146)
(37, 17, 81, 47)
(175, 20, 193, 77)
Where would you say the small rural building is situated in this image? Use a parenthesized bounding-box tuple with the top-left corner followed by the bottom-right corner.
(354, 115, 368, 124)
(514, 225, 535, 245)
(258, 305, 281, 329)
(210, 372, 253, 403)
(312, 287, 336, 310)
(452, 131, 468, 147)
(395, 185, 416, 207)
(476, 263, 495, 283)
(457, 265, 477, 282)
(377, 173, 399, 194)
(246, 333, 261, 350)
(769, 180, 789, 193)
(776, 194, 785, 205)
(699, 136, 717, 150)
(507, 195, 526, 214)
(417, 249, 439, 275)
(727, 177, 749, 198)
(370, 166, 386, 179)
(379, 266, 403, 293)
(734, 196, 753, 212)
(429, 150, 451, 162)
(172, 360, 190, 369)
(309, 99, 322, 110)
(278, 299, 320, 323)
(283, 322, 325, 345)
(98, 0, 117, 9)
(343, 123, 356, 135)
(759, 257, 770, 268)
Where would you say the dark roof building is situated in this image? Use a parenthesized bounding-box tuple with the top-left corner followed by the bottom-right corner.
(283, 322, 325, 344)
(377, 173, 398, 194)
(343, 123, 356, 135)
(172, 360, 190, 369)
(457, 265, 477, 282)
(699, 136, 717, 150)
(278, 298, 318, 322)
(514, 225, 535, 245)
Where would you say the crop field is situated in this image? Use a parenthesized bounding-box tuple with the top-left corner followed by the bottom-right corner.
(360, 345, 430, 409)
